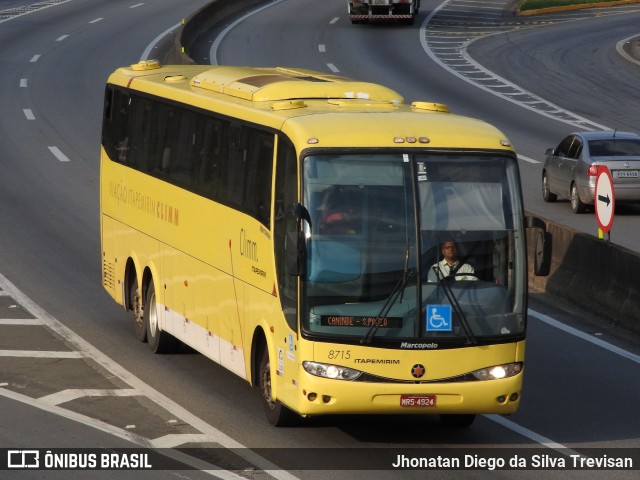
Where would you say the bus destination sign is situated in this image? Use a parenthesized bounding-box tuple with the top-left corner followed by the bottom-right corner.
(321, 316, 403, 328)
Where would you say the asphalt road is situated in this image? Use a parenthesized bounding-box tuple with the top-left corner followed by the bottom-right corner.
(0, 0, 639, 479)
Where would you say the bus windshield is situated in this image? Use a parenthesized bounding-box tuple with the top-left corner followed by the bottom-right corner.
(301, 152, 526, 345)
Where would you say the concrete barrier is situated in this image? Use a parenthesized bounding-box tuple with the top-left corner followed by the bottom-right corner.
(174, 1, 640, 336)
(528, 215, 640, 335)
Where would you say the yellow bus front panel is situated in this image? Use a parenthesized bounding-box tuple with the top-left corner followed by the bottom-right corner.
(282, 341, 525, 416)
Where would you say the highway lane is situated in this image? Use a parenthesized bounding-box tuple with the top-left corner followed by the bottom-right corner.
(0, 0, 639, 478)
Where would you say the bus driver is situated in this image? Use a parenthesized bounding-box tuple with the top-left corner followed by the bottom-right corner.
(429, 241, 476, 281)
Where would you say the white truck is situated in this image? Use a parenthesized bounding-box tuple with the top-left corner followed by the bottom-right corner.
(348, 0, 420, 25)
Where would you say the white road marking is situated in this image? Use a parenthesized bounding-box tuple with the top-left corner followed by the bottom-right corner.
(327, 63, 339, 73)
(30, 55, 41, 63)
(616, 34, 640, 67)
(0, 388, 248, 479)
(484, 415, 586, 461)
(529, 308, 640, 365)
(1, 387, 155, 445)
(23, 109, 35, 120)
(0, 350, 82, 358)
(39, 388, 142, 406)
(89, 18, 104, 24)
(56, 34, 69, 42)
(48, 146, 72, 162)
(517, 154, 540, 164)
(129, 3, 144, 8)
(419, 3, 611, 131)
(209, 0, 286, 65)
(0, 319, 44, 325)
(485, 414, 573, 451)
(140, 22, 181, 60)
(20, 79, 28, 88)
(0, 0, 73, 24)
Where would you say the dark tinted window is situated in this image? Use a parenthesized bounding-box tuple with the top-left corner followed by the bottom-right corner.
(556, 136, 576, 157)
(102, 86, 274, 227)
(588, 139, 640, 157)
(567, 137, 582, 159)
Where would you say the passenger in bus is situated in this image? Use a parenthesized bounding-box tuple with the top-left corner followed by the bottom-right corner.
(318, 186, 362, 235)
(428, 241, 476, 281)
(116, 138, 129, 163)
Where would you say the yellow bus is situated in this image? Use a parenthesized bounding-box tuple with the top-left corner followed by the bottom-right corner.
(100, 61, 548, 427)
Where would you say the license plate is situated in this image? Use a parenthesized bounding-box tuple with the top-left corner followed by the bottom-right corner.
(400, 394, 436, 407)
(615, 170, 638, 178)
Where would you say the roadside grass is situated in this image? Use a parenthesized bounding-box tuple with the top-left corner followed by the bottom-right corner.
(520, 0, 639, 13)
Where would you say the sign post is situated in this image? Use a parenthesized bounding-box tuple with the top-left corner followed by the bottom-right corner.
(594, 166, 614, 242)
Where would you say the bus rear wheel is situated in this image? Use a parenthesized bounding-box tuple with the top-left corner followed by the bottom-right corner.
(130, 277, 146, 342)
(144, 282, 176, 354)
(259, 348, 297, 426)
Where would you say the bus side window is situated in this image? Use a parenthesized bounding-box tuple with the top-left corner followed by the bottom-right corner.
(225, 124, 246, 208)
(102, 88, 116, 160)
(199, 118, 225, 197)
(224, 125, 274, 227)
(101, 86, 129, 164)
(168, 111, 196, 187)
(247, 131, 274, 227)
(125, 96, 151, 169)
(113, 91, 131, 164)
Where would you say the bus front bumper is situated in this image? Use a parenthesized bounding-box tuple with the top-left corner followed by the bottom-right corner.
(291, 372, 523, 417)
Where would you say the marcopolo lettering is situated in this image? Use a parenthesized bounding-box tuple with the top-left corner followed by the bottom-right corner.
(400, 342, 439, 349)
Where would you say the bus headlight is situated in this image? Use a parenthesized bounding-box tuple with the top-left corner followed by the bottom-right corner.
(303, 361, 362, 380)
(470, 362, 522, 381)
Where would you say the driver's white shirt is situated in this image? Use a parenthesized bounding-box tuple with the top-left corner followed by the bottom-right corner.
(429, 259, 475, 281)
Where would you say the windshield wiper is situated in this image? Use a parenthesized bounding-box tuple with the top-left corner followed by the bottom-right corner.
(431, 266, 477, 345)
(361, 246, 413, 345)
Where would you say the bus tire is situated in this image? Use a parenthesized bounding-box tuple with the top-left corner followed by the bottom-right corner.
(130, 277, 146, 342)
(259, 348, 297, 427)
(144, 281, 176, 354)
(439, 414, 476, 428)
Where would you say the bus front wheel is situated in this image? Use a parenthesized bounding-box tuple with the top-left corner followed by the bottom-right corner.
(259, 348, 297, 426)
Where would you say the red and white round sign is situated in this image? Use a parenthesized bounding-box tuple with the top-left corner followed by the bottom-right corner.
(594, 166, 615, 233)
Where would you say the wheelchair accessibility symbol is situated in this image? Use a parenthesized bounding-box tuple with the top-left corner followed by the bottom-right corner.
(426, 305, 452, 332)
